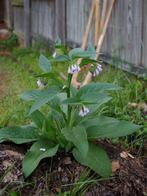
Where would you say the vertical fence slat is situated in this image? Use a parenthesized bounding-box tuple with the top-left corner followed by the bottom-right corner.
(55, 0, 66, 43)
(6, 0, 13, 29)
(24, 0, 31, 47)
(142, 0, 147, 68)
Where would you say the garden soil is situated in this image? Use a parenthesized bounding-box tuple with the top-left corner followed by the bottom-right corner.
(0, 141, 147, 196)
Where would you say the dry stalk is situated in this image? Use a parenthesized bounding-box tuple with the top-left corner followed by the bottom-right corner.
(81, 0, 115, 87)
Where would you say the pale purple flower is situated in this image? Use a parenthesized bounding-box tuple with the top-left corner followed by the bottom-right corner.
(40, 148, 46, 152)
(79, 106, 90, 117)
(93, 64, 103, 77)
(37, 79, 45, 88)
(52, 51, 57, 58)
(68, 64, 81, 74)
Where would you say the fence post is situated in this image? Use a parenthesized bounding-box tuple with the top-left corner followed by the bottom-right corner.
(24, 0, 31, 47)
(6, 0, 14, 29)
(55, 0, 66, 43)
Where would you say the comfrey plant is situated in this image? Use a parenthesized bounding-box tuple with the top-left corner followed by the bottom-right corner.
(0, 46, 141, 178)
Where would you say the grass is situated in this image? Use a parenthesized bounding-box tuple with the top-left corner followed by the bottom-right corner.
(0, 49, 37, 126)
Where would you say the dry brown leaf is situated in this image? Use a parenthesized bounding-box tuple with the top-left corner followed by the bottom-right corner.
(112, 160, 120, 172)
(128, 102, 147, 112)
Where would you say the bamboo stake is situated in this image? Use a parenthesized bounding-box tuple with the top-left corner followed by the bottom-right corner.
(95, 0, 100, 46)
(71, 0, 96, 89)
(81, 0, 96, 50)
(100, 0, 107, 32)
(81, 0, 115, 87)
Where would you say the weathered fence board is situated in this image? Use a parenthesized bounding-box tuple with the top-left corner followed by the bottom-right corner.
(31, 0, 56, 41)
(4, 0, 14, 29)
(142, 0, 147, 68)
(3, 0, 147, 73)
(13, 6, 24, 35)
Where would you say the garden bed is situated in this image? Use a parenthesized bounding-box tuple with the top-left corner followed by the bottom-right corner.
(0, 46, 147, 195)
(0, 141, 147, 195)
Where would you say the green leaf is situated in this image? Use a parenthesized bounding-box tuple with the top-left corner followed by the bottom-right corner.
(41, 117, 57, 141)
(79, 58, 97, 67)
(20, 90, 42, 101)
(50, 55, 70, 63)
(30, 110, 45, 129)
(69, 48, 95, 59)
(39, 54, 52, 72)
(29, 88, 59, 114)
(62, 126, 88, 157)
(0, 126, 39, 144)
(83, 116, 141, 139)
(73, 143, 111, 177)
(78, 82, 121, 97)
(87, 45, 96, 59)
(23, 140, 59, 177)
(63, 92, 111, 106)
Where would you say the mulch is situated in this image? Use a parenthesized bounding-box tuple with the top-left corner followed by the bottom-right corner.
(0, 141, 147, 196)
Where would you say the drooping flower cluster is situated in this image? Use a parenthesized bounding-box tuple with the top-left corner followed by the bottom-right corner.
(79, 106, 90, 117)
(68, 64, 81, 74)
(92, 64, 102, 77)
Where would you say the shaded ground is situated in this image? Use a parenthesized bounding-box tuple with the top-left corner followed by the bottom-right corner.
(0, 142, 147, 196)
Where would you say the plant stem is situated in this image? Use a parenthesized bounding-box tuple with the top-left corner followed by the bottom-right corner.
(67, 74, 72, 126)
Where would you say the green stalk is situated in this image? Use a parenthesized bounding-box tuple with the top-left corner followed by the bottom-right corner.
(67, 74, 72, 126)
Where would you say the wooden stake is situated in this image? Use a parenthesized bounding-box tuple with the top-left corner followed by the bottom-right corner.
(81, 0, 115, 87)
(72, 0, 96, 88)
(95, 0, 100, 46)
(100, 0, 107, 33)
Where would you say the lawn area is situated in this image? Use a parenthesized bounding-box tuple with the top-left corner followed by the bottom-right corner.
(0, 45, 147, 195)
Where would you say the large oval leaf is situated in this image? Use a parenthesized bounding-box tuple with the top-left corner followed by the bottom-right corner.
(73, 143, 111, 177)
(83, 116, 141, 139)
(0, 126, 39, 144)
(62, 126, 88, 157)
(78, 82, 121, 97)
(23, 140, 59, 177)
(26, 88, 59, 114)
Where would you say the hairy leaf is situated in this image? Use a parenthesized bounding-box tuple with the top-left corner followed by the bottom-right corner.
(30, 110, 45, 129)
(0, 126, 39, 144)
(23, 140, 58, 177)
(39, 54, 52, 72)
(69, 48, 96, 59)
(78, 83, 121, 97)
(73, 143, 111, 177)
(82, 116, 141, 139)
(29, 88, 59, 114)
(62, 126, 88, 157)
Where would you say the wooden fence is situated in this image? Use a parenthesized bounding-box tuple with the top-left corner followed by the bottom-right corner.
(4, 0, 147, 75)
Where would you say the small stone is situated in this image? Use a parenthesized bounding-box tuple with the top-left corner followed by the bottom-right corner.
(61, 176, 69, 183)
(63, 157, 72, 165)
(58, 167, 62, 172)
